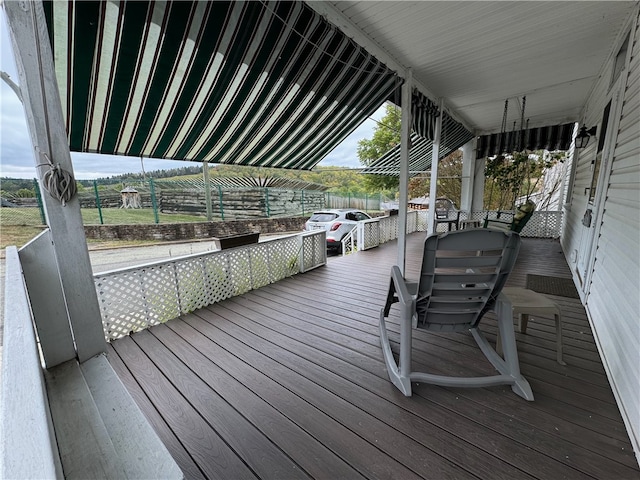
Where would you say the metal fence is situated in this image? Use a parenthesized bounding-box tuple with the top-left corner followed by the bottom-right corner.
(325, 192, 383, 211)
(2, 179, 386, 226)
(93, 231, 326, 340)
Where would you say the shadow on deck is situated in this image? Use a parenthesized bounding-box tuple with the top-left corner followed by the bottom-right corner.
(108, 233, 640, 479)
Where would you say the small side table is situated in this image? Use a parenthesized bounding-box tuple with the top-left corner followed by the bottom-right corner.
(500, 287, 565, 365)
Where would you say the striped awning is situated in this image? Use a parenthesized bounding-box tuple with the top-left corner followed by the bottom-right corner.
(43, 1, 398, 170)
(361, 110, 474, 176)
(476, 123, 575, 158)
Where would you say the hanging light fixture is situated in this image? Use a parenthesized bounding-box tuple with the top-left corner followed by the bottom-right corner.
(575, 124, 597, 149)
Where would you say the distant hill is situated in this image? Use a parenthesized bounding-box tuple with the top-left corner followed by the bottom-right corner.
(2, 164, 376, 196)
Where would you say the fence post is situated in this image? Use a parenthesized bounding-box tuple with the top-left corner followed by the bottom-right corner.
(149, 178, 159, 224)
(365, 193, 368, 212)
(93, 180, 104, 224)
(348, 192, 351, 207)
(218, 186, 224, 220)
(203, 162, 213, 221)
(264, 187, 270, 217)
(301, 189, 305, 216)
(33, 178, 46, 225)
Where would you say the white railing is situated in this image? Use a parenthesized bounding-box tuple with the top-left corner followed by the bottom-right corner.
(1, 247, 61, 479)
(341, 226, 357, 256)
(465, 210, 563, 238)
(93, 231, 326, 340)
(347, 209, 561, 256)
(348, 211, 426, 253)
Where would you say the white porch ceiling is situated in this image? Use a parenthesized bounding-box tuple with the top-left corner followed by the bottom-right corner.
(313, 1, 637, 134)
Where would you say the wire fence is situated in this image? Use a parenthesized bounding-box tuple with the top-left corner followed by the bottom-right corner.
(1, 178, 384, 226)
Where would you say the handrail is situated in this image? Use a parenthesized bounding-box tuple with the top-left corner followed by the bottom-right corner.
(340, 226, 358, 256)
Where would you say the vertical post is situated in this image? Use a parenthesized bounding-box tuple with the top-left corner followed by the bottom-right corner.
(5, 0, 106, 362)
(33, 178, 46, 225)
(460, 138, 477, 216)
(93, 180, 104, 225)
(472, 156, 487, 213)
(427, 99, 444, 235)
(203, 161, 213, 221)
(398, 70, 412, 275)
(301, 189, 305, 216)
(149, 178, 159, 224)
(218, 186, 225, 220)
(264, 187, 271, 217)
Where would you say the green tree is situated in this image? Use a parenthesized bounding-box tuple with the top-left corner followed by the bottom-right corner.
(484, 150, 565, 210)
(406, 150, 463, 205)
(357, 103, 401, 193)
(15, 187, 35, 198)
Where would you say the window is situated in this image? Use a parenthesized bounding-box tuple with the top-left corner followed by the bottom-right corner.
(611, 33, 630, 87)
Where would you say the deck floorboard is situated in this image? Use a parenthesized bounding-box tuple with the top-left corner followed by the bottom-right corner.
(109, 235, 640, 479)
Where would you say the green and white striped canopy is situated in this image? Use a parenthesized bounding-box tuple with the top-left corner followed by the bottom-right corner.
(43, 1, 399, 170)
(361, 111, 474, 176)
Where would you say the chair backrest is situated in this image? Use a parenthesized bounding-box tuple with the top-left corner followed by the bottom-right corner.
(434, 197, 458, 220)
(415, 229, 521, 332)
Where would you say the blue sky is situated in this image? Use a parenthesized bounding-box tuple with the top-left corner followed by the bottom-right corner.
(0, 11, 382, 180)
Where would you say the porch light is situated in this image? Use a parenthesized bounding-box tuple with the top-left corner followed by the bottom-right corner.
(575, 124, 597, 149)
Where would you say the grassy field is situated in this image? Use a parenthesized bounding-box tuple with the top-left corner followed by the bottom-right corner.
(0, 207, 207, 250)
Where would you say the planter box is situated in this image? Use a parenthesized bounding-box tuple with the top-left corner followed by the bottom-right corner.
(212, 232, 260, 249)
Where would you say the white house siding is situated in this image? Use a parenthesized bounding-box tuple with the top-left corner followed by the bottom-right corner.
(563, 7, 640, 458)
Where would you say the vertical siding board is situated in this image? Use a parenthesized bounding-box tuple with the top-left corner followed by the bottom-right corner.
(573, 8, 640, 456)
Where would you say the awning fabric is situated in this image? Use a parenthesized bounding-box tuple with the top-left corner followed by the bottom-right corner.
(43, 1, 398, 170)
(411, 89, 438, 140)
(476, 123, 575, 158)
(361, 110, 474, 176)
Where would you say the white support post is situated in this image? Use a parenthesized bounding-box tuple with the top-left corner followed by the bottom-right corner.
(397, 70, 412, 275)
(460, 138, 477, 214)
(4, 0, 106, 363)
(427, 99, 444, 234)
(472, 156, 487, 213)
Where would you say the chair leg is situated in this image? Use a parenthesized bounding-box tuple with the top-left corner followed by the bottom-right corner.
(555, 313, 566, 365)
(379, 309, 412, 396)
(518, 313, 529, 333)
(494, 297, 534, 401)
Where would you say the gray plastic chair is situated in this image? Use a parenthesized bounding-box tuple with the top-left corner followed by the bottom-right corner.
(379, 229, 533, 400)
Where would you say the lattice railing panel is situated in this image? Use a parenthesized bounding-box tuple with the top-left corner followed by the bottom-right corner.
(379, 216, 399, 243)
(266, 235, 300, 280)
(361, 220, 380, 250)
(96, 233, 326, 340)
(139, 265, 181, 324)
(248, 243, 273, 290)
(95, 270, 152, 339)
(225, 248, 253, 296)
(175, 257, 209, 314)
(416, 210, 428, 231)
(203, 255, 236, 303)
(301, 231, 326, 272)
(467, 210, 562, 238)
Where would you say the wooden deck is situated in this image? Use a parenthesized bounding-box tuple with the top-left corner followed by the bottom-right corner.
(107, 234, 640, 480)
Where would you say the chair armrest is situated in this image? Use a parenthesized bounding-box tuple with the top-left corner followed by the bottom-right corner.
(391, 265, 416, 306)
(484, 219, 511, 231)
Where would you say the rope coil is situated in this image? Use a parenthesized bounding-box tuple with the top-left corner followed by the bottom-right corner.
(38, 151, 77, 206)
